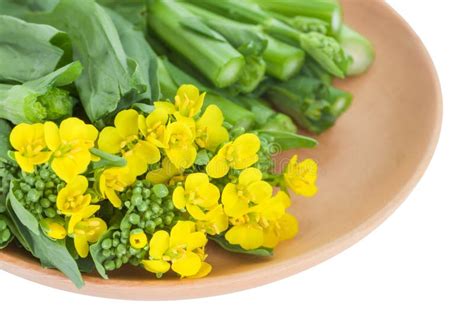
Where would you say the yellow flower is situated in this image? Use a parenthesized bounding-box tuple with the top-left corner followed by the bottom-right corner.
(146, 157, 183, 185)
(57, 175, 100, 234)
(206, 133, 260, 178)
(138, 107, 169, 148)
(174, 84, 206, 118)
(164, 121, 197, 169)
(44, 118, 98, 182)
(153, 101, 176, 114)
(72, 217, 107, 258)
(99, 167, 136, 208)
(222, 168, 272, 218)
(284, 155, 318, 197)
(130, 230, 148, 249)
(195, 105, 229, 152)
(142, 221, 211, 278)
(98, 109, 161, 176)
(172, 173, 220, 220)
(10, 123, 51, 173)
(40, 218, 67, 240)
(225, 191, 296, 250)
(195, 205, 229, 235)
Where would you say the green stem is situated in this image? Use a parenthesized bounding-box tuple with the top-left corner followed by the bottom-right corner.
(338, 25, 375, 76)
(148, 0, 245, 88)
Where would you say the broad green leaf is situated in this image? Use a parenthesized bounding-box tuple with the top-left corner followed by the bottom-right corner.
(107, 9, 160, 103)
(8, 182, 40, 235)
(97, 0, 147, 30)
(5, 204, 84, 288)
(0, 15, 70, 83)
(29, 0, 143, 122)
(209, 235, 273, 257)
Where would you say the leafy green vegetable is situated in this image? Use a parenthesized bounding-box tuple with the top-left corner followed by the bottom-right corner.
(210, 235, 273, 257)
(0, 15, 70, 83)
(7, 190, 84, 288)
(0, 214, 14, 249)
(107, 8, 160, 103)
(90, 221, 120, 279)
(98, 0, 147, 30)
(29, 0, 144, 122)
(0, 61, 81, 124)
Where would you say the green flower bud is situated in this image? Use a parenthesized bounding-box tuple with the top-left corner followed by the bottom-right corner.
(0, 219, 7, 231)
(129, 214, 140, 225)
(40, 198, 51, 208)
(101, 238, 112, 250)
(104, 260, 116, 271)
(1, 229, 11, 243)
(152, 184, 169, 198)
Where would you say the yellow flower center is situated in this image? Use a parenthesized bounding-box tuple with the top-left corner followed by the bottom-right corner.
(21, 142, 46, 158)
(120, 135, 139, 152)
(104, 174, 127, 192)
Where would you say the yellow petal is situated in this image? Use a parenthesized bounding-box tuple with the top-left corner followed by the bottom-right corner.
(172, 251, 202, 277)
(247, 181, 273, 204)
(29, 151, 51, 165)
(165, 146, 196, 169)
(204, 205, 228, 235)
(172, 186, 186, 209)
(69, 175, 89, 194)
(149, 230, 170, 259)
(239, 168, 262, 186)
(98, 127, 123, 154)
(74, 234, 90, 258)
(14, 153, 34, 173)
(134, 140, 161, 164)
(59, 118, 95, 144)
(51, 156, 80, 183)
(222, 183, 248, 218)
(154, 101, 176, 114)
(225, 224, 264, 250)
(186, 231, 207, 251)
(41, 219, 67, 240)
(199, 104, 224, 126)
(142, 259, 170, 274)
(105, 187, 122, 208)
(196, 183, 220, 209)
(186, 204, 207, 221)
(43, 121, 60, 151)
(187, 261, 212, 279)
(170, 221, 195, 248)
(10, 123, 34, 149)
(278, 213, 299, 241)
(206, 154, 229, 179)
(115, 109, 139, 138)
(204, 125, 229, 152)
(185, 173, 208, 191)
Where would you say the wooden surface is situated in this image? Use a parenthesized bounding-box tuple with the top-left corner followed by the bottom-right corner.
(0, 0, 442, 300)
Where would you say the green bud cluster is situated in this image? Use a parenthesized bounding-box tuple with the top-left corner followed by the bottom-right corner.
(96, 180, 181, 272)
(0, 161, 18, 208)
(12, 164, 64, 220)
(120, 180, 179, 235)
(99, 230, 148, 271)
(255, 136, 275, 174)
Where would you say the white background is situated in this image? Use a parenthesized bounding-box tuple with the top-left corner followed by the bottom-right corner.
(1, 1, 473, 315)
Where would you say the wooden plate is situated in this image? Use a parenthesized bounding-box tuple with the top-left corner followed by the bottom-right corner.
(0, 0, 442, 300)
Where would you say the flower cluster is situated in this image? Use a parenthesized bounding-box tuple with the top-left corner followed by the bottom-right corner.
(6, 84, 319, 280)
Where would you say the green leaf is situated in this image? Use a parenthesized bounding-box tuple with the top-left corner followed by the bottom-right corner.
(0, 119, 11, 162)
(90, 148, 127, 169)
(194, 150, 210, 166)
(29, 0, 143, 122)
(0, 15, 69, 83)
(8, 182, 40, 235)
(5, 204, 84, 288)
(209, 235, 273, 257)
(97, 0, 147, 30)
(106, 8, 160, 103)
(257, 130, 317, 151)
